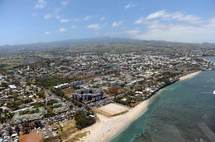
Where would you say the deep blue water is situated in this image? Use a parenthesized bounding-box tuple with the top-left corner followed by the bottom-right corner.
(111, 57, 215, 142)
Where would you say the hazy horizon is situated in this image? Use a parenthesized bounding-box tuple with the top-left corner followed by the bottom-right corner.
(1, 37, 215, 47)
(0, 0, 215, 45)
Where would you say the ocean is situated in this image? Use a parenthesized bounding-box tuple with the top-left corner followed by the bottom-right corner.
(111, 57, 215, 142)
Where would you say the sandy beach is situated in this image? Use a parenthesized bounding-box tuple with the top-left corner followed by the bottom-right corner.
(77, 71, 202, 142)
(179, 71, 202, 81)
(78, 94, 157, 142)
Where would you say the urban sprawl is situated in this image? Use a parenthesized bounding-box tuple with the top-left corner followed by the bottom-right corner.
(0, 52, 213, 142)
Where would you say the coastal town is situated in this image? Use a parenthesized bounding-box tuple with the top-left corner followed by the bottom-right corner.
(1, 0, 215, 141)
(0, 51, 212, 142)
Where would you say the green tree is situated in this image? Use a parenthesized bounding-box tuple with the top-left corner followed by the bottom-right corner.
(74, 111, 95, 129)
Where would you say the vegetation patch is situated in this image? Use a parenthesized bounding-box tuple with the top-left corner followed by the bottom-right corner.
(74, 111, 96, 129)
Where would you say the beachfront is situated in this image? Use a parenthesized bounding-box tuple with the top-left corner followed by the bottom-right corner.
(179, 71, 201, 81)
(79, 95, 156, 142)
(77, 71, 202, 142)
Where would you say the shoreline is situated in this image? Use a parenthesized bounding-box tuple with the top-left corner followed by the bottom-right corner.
(78, 94, 158, 142)
(179, 71, 202, 81)
(77, 71, 202, 142)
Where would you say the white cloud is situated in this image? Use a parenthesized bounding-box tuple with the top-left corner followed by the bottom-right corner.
(34, 0, 47, 9)
(135, 18, 144, 24)
(44, 13, 52, 20)
(45, 31, 51, 35)
(112, 21, 123, 28)
(146, 10, 201, 23)
(124, 3, 136, 9)
(100, 16, 105, 21)
(129, 10, 215, 42)
(60, 18, 70, 23)
(146, 10, 167, 20)
(127, 18, 215, 43)
(59, 27, 67, 32)
(207, 18, 215, 27)
(127, 30, 141, 35)
(87, 24, 101, 31)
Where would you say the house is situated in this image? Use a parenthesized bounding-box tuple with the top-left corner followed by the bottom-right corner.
(9, 85, 17, 89)
(53, 83, 69, 89)
(73, 88, 103, 102)
(0, 75, 3, 80)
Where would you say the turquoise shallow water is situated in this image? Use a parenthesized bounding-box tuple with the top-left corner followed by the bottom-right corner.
(111, 57, 215, 142)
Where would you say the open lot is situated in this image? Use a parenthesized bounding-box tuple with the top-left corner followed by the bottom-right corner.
(96, 103, 129, 117)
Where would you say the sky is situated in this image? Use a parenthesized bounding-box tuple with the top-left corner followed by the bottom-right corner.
(0, 0, 215, 45)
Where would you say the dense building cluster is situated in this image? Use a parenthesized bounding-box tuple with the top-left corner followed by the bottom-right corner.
(0, 52, 211, 141)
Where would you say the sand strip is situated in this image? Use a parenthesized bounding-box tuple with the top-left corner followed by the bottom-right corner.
(78, 94, 157, 142)
(179, 71, 201, 81)
(78, 71, 202, 142)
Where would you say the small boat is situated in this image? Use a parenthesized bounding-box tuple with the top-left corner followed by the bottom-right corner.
(213, 90, 215, 95)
